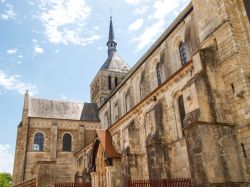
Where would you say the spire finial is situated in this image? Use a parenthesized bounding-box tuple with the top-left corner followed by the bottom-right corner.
(110, 7, 112, 19)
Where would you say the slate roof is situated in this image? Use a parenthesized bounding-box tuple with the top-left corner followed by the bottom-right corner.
(101, 52, 130, 73)
(96, 129, 121, 158)
(28, 97, 99, 121)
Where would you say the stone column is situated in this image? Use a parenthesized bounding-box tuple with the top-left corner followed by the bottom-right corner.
(78, 124, 85, 150)
(91, 172, 99, 187)
(12, 92, 30, 185)
(50, 123, 57, 160)
(105, 160, 122, 187)
(36, 161, 56, 187)
(105, 166, 112, 187)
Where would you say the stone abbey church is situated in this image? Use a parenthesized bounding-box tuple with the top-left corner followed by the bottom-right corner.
(12, 0, 250, 187)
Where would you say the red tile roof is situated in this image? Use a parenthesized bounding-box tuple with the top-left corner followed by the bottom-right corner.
(96, 129, 121, 158)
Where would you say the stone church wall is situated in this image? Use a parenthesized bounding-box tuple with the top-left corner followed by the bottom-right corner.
(97, 0, 250, 185)
(13, 116, 99, 185)
(98, 6, 197, 181)
(12, 0, 250, 186)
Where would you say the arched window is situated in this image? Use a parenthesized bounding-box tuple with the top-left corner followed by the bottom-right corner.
(108, 76, 112, 90)
(140, 71, 145, 99)
(178, 95, 186, 136)
(115, 77, 118, 87)
(63, 133, 72, 151)
(125, 91, 131, 112)
(179, 42, 187, 65)
(114, 102, 120, 121)
(156, 63, 162, 86)
(33, 132, 44, 151)
(244, 0, 250, 21)
(104, 111, 110, 128)
(100, 96, 105, 105)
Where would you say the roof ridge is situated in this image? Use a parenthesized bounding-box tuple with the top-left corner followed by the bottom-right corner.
(29, 97, 87, 105)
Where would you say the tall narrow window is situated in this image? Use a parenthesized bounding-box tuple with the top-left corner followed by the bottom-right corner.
(140, 71, 145, 99)
(156, 63, 162, 86)
(104, 111, 110, 128)
(179, 42, 187, 65)
(241, 143, 247, 158)
(63, 133, 72, 151)
(244, 0, 250, 21)
(108, 76, 112, 90)
(100, 96, 105, 105)
(115, 77, 118, 87)
(125, 91, 131, 112)
(33, 132, 44, 151)
(178, 95, 186, 136)
(114, 102, 120, 121)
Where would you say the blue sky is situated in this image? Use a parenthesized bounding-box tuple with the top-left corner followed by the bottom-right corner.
(0, 0, 190, 173)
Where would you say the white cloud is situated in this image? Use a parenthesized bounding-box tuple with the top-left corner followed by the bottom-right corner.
(97, 46, 104, 50)
(134, 20, 165, 51)
(153, 0, 179, 20)
(129, 18, 144, 31)
(6, 48, 17, 54)
(0, 3, 17, 20)
(133, 6, 149, 15)
(60, 95, 67, 100)
(132, 0, 190, 50)
(0, 70, 38, 96)
(54, 49, 59, 53)
(34, 46, 44, 54)
(38, 0, 100, 45)
(124, 0, 143, 5)
(0, 144, 14, 173)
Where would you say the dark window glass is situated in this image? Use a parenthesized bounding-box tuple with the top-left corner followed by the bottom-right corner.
(108, 76, 112, 90)
(241, 143, 247, 158)
(156, 63, 162, 85)
(63, 133, 72, 151)
(33, 132, 44, 151)
(244, 0, 250, 21)
(178, 95, 186, 136)
(115, 77, 118, 87)
(179, 42, 187, 65)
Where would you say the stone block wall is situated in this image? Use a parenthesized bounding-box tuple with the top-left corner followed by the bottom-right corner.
(13, 114, 99, 185)
(185, 122, 248, 187)
(192, 0, 250, 182)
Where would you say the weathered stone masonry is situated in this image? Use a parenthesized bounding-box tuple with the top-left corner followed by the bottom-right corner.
(12, 0, 250, 187)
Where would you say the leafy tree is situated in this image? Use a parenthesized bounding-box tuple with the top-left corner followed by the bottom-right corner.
(0, 173, 11, 187)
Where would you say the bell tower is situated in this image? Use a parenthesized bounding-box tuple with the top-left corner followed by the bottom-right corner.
(90, 17, 130, 108)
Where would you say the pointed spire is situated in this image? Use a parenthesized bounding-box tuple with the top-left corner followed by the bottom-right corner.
(107, 15, 117, 58)
(100, 15, 129, 73)
(108, 16, 115, 42)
